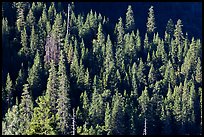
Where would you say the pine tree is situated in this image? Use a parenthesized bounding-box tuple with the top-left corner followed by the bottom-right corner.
(115, 17, 125, 70)
(84, 68, 91, 92)
(89, 88, 104, 126)
(56, 50, 71, 135)
(135, 29, 141, 55)
(143, 33, 149, 56)
(148, 65, 156, 91)
(104, 34, 115, 88)
(46, 60, 58, 116)
(26, 8, 35, 31)
(27, 96, 56, 135)
(81, 91, 90, 122)
(2, 98, 21, 135)
(15, 68, 26, 98)
(138, 86, 149, 117)
(110, 91, 125, 135)
(125, 5, 135, 32)
(173, 83, 184, 134)
(105, 103, 111, 134)
(188, 82, 197, 134)
(19, 84, 34, 135)
(131, 62, 138, 98)
(161, 103, 172, 135)
(166, 19, 174, 37)
(137, 59, 146, 89)
(2, 17, 9, 48)
(195, 57, 202, 84)
(27, 51, 43, 99)
(29, 25, 38, 60)
(16, 6, 25, 32)
(37, 17, 46, 58)
(48, 2, 56, 25)
(174, 19, 184, 45)
(146, 6, 156, 34)
(18, 26, 29, 59)
(5, 73, 13, 109)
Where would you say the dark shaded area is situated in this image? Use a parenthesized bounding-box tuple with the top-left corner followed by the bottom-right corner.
(74, 2, 202, 39)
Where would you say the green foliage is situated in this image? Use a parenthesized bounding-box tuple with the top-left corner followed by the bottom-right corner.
(166, 19, 174, 37)
(125, 5, 135, 32)
(19, 84, 34, 135)
(2, 2, 202, 135)
(27, 51, 43, 98)
(56, 50, 71, 135)
(174, 19, 184, 45)
(5, 73, 13, 109)
(18, 26, 29, 59)
(27, 96, 56, 135)
(46, 60, 58, 114)
(110, 91, 125, 135)
(2, 99, 21, 135)
(146, 6, 156, 34)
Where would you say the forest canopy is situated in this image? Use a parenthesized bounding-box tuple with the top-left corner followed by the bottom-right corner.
(2, 2, 202, 135)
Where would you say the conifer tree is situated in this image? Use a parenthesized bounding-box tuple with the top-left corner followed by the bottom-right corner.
(138, 86, 149, 117)
(137, 59, 146, 89)
(5, 73, 13, 109)
(89, 88, 104, 126)
(105, 103, 111, 135)
(148, 63, 156, 88)
(173, 83, 184, 134)
(125, 5, 135, 32)
(104, 34, 115, 88)
(26, 8, 35, 32)
(27, 51, 43, 99)
(19, 26, 29, 60)
(115, 17, 125, 70)
(146, 6, 156, 34)
(29, 25, 38, 60)
(27, 96, 56, 135)
(2, 98, 21, 135)
(195, 57, 202, 84)
(19, 84, 34, 135)
(81, 91, 90, 122)
(46, 60, 58, 115)
(166, 19, 174, 37)
(16, 7, 25, 32)
(131, 62, 138, 98)
(56, 50, 71, 135)
(174, 19, 184, 45)
(110, 91, 125, 135)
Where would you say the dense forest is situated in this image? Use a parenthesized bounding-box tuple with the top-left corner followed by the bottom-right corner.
(2, 2, 202, 135)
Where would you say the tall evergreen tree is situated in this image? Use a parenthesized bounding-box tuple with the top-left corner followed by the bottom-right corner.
(104, 103, 111, 135)
(115, 17, 125, 70)
(174, 19, 184, 45)
(56, 50, 71, 135)
(125, 5, 135, 32)
(27, 51, 43, 99)
(46, 60, 58, 115)
(5, 73, 13, 109)
(18, 26, 29, 60)
(2, 98, 21, 135)
(27, 96, 56, 135)
(19, 84, 34, 135)
(146, 6, 156, 34)
(166, 19, 174, 37)
(110, 91, 125, 135)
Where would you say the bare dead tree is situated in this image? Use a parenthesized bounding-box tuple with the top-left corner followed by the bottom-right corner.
(72, 108, 76, 135)
(44, 33, 61, 65)
(67, 4, 71, 36)
(143, 117, 147, 135)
